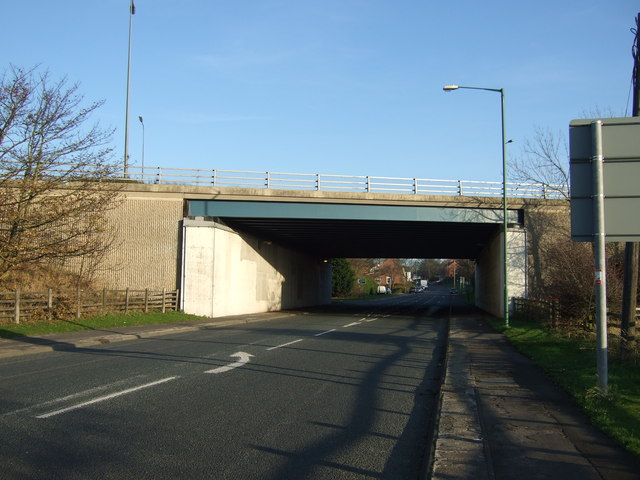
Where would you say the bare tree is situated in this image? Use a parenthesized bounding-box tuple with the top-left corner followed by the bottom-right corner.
(401, 258, 445, 281)
(513, 120, 632, 341)
(511, 108, 620, 199)
(0, 65, 121, 286)
(510, 126, 570, 199)
(348, 258, 377, 275)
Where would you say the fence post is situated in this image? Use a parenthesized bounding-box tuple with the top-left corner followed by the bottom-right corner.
(366, 176, 371, 193)
(175, 289, 180, 311)
(125, 288, 130, 314)
(458, 180, 463, 196)
(413, 178, 418, 194)
(212, 168, 217, 186)
(48, 288, 53, 321)
(144, 289, 149, 313)
(552, 299, 561, 328)
(265, 171, 270, 189)
(315, 174, 321, 191)
(102, 288, 107, 314)
(76, 288, 82, 319)
(162, 288, 166, 313)
(14, 289, 20, 324)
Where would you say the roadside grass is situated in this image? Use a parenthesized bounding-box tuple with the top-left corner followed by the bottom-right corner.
(333, 293, 385, 301)
(486, 316, 640, 459)
(0, 311, 202, 339)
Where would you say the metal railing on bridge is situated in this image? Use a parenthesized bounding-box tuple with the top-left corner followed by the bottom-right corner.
(2, 162, 568, 200)
(123, 166, 568, 199)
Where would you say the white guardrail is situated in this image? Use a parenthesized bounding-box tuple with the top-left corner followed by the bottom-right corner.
(120, 166, 568, 200)
(10, 161, 565, 200)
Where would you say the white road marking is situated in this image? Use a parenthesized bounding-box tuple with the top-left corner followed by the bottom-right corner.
(267, 339, 303, 351)
(365, 318, 378, 323)
(36, 377, 177, 419)
(315, 329, 336, 337)
(3, 378, 142, 417)
(205, 352, 254, 374)
(343, 322, 361, 328)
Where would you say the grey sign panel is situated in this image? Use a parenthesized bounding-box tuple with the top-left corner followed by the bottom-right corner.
(569, 117, 640, 242)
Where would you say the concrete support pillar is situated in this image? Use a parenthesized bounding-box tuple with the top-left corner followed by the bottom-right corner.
(180, 218, 332, 317)
(475, 225, 527, 318)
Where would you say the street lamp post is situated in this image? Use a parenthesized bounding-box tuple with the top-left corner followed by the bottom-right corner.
(443, 84, 509, 327)
(124, 0, 136, 177)
(138, 115, 145, 180)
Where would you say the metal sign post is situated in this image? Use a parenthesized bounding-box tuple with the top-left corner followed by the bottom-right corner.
(570, 116, 640, 392)
(591, 121, 608, 391)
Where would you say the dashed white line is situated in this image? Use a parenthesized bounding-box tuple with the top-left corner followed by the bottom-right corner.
(36, 376, 178, 419)
(343, 322, 361, 328)
(315, 329, 336, 337)
(267, 339, 303, 351)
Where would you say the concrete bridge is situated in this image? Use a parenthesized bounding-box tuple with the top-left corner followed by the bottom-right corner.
(99, 169, 567, 319)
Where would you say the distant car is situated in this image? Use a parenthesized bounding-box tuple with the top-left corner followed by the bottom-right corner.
(450, 288, 458, 294)
(386, 287, 392, 294)
(409, 286, 419, 293)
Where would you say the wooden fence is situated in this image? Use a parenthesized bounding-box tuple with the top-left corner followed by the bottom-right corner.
(513, 297, 561, 327)
(0, 288, 180, 324)
(514, 297, 640, 332)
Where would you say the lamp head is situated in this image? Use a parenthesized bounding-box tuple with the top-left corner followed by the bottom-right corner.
(138, 116, 143, 123)
(442, 85, 459, 91)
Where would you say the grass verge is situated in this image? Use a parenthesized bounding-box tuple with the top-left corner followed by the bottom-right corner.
(486, 316, 640, 460)
(332, 293, 385, 301)
(0, 311, 203, 339)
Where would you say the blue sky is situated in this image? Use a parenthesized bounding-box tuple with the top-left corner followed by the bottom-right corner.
(4, 1, 638, 182)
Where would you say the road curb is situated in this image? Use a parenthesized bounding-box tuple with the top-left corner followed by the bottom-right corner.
(0, 312, 295, 359)
(430, 317, 493, 480)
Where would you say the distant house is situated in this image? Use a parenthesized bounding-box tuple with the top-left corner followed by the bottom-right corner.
(370, 259, 409, 289)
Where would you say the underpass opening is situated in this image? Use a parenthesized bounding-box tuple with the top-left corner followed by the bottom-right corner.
(187, 199, 517, 259)
(182, 199, 525, 318)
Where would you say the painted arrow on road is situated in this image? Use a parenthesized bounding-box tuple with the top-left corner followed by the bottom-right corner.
(205, 352, 254, 374)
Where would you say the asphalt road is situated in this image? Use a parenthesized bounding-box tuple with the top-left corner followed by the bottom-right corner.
(0, 288, 456, 479)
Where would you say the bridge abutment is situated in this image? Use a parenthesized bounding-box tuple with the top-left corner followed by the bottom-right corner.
(180, 218, 331, 317)
(475, 226, 527, 318)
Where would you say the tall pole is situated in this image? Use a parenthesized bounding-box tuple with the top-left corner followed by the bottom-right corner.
(500, 88, 509, 328)
(621, 13, 640, 357)
(124, 0, 136, 177)
(443, 85, 509, 326)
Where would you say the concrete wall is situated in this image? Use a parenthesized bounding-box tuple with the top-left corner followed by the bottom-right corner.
(94, 186, 333, 317)
(475, 227, 527, 318)
(181, 218, 332, 317)
(99, 192, 184, 290)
